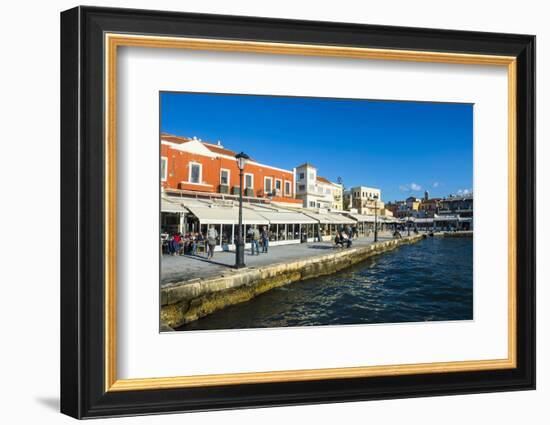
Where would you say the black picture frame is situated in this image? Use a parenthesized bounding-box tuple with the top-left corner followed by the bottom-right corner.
(61, 6, 535, 419)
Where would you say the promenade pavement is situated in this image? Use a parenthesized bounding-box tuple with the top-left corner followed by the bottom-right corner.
(161, 232, 397, 286)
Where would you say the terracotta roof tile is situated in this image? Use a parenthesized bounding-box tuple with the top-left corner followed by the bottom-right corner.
(316, 176, 332, 184)
(202, 143, 237, 157)
(296, 162, 316, 169)
(161, 133, 192, 144)
(163, 133, 255, 159)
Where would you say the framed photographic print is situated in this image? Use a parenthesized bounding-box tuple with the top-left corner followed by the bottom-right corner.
(60, 6, 535, 419)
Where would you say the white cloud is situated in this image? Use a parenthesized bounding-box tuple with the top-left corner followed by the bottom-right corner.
(432, 181, 440, 188)
(457, 189, 471, 196)
(400, 182, 422, 192)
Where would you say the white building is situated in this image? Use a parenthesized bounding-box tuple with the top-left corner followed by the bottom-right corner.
(294, 163, 343, 210)
(329, 180, 344, 210)
(344, 186, 384, 215)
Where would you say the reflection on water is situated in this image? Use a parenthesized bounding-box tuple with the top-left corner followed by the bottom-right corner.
(177, 237, 473, 331)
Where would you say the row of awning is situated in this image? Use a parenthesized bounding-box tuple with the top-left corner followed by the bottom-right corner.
(254, 210, 316, 225)
(161, 197, 187, 214)
(301, 211, 355, 225)
(162, 196, 400, 226)
(344, 213, 400, 223)
(408, 216, 473, 223)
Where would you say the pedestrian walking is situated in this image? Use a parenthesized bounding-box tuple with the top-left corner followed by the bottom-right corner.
(172, 233, 183, 256)
(166, 234, 175, 255)
(206, 226, 218, 259)
(249, 226, 260, 255)
(261, 226, 270, 253)
(191, 233, 198, 255)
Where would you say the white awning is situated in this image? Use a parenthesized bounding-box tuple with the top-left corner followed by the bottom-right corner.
(303, 211, 355, 224)
(412, 218, 434, 224)
(161, 197, 187, 213)
(257, 211, 317, 224)
(344, 213, 375, 223)
(434, 215, 459, 222)
(185, 205, 269, 225)
(382, 216, 401, 223)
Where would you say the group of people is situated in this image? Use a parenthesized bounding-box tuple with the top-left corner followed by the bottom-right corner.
(334, 224, 380, 248)
(164, 232, 203, 256)
(162, 225, 274, 260)
(165, 222, 402, 259)
(334, 226, 354, 249)
(248, 225, 270, 256)
(163, 226, 220, 259)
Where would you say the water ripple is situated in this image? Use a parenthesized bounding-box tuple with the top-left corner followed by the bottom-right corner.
(178, 237, 473, 331)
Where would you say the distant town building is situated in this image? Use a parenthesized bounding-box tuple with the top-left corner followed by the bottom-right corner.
(418, 197, 442, 218)
(330, 181, 344, 210)
(161, 134, 302, 207)
(439, 194, 474, 218)
(385, 200, 402, 217)
(294, 163, 343, 210)
(387, 192, 473, 230)
(344, 186, 384, 215)
(385, 197, 425, 218)
(406, 196, 421, 210)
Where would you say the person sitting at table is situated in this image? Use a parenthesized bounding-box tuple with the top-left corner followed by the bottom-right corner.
(341, 231, 352, 248)
(334, 232, 344, 248)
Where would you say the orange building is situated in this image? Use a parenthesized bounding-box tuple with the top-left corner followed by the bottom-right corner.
(161, 134, 301, 206)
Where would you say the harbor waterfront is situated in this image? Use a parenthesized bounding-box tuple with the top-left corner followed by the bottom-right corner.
(161, 232, 472, 329)
(159, 93, 475, 331)
(176, 235, 473, 331)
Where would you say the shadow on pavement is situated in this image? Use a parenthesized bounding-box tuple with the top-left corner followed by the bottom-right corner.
(177, 254, 233, 269)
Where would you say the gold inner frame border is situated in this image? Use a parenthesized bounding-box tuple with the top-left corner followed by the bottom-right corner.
(104, 33, 517, 392)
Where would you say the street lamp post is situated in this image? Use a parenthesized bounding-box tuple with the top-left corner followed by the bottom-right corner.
(235, 152, 249, 269)
(373, 197, 378, 242)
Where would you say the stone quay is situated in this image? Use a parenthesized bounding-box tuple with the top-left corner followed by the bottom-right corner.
(161, 234, 426, 329)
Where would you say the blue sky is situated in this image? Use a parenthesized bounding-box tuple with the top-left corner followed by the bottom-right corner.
(161, 92, 473, 202)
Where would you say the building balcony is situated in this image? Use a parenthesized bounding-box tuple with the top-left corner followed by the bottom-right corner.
(258, 189, 284, 198)
(230, 186, 254, 197)
(178, 181, 215, 192)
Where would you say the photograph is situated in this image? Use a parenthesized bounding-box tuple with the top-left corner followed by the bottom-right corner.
(159, 92, 474, 332)
(57, 5, 536, 419)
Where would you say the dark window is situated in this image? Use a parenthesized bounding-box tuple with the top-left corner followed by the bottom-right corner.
(220, 169, 229, 185)
(190, 163, 201, 183)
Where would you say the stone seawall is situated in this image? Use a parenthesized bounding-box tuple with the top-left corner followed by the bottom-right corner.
(434, 230, 473, 238)
(161, 234, 425, 328)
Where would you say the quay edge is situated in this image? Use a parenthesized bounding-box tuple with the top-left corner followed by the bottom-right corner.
(434, 230, 473, 238)
(161, 234, 426, 329)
